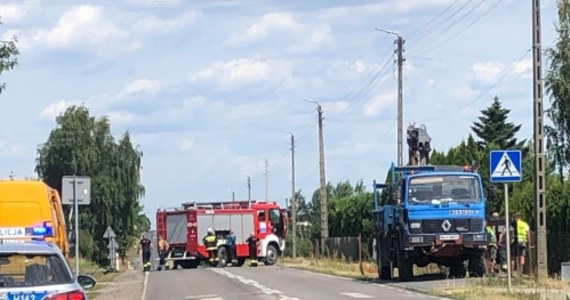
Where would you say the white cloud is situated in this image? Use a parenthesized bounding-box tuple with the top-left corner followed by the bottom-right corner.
(471, 62, 505, 84)
(426, 78, 435, 88)
(10, 145, 25, 155)
(39, 100, 78, 121)
(118, 79, 161, 98)
(452, 85, 475, 99)
(29, 5, 134, 49)
(323, 101, 350, 115)
(190, 57, 293, 90)
(180, 139, 193, 151)
(126, 0, 181, 5)
(0, 139, 5, 149)
(350, 61, 367, 73)
(512, 58, 532, 79)
(364, 91, 395, 116)
(0, 4, 27, 22)
(135, 11, 200, 34)
(229, 12, 301, 44)
(105, 111, 136, 124)
(319, 0, 455, 20)
(288, 24, 332, 54)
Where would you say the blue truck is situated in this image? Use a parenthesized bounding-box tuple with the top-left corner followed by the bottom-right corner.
(372, 125, 488, 281)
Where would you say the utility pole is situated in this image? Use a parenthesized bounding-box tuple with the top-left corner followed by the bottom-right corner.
(317, 104, 328, 256)
(305, 99, 328, 256)
(532, 0, 547, 278)
(246, 175, 251, 202)
(282, 130, 297, 259)
(376, 28, 405, 166)
(262, 158, 269, 201)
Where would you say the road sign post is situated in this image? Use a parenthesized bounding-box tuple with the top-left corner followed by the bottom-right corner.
(62, 176, 91, 278)
(103, 226, 117, 271)
(490, 150, 522, 293)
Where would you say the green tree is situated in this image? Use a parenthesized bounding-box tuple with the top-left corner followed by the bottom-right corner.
(35, 105, 145, 263)
(0, 21, 19, 94)
(470, 96, 524, 150)
(545, 0, 570, 178)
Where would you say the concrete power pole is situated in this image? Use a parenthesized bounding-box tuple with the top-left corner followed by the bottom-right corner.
(246, 175, 251, 202)
(287, 131, 297, 259)
(317, 104, 328, 256)
(532, 0, 547, 278)
(376, 28, 405, 166)
(396, 35, 405, 167)
(263, 158, 269, 201)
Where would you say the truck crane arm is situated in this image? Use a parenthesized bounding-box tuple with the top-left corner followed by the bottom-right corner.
(406, 123, 431, 166)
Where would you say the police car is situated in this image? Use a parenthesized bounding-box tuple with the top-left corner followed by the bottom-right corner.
(0, 227, 96, 300)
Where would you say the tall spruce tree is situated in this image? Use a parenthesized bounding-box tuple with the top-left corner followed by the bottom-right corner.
(470, 96, 524, 149)
(545, 0, 570, 178)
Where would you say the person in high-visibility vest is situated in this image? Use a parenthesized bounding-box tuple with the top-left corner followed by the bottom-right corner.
(512, 212, 530, 274)
(484, 219, 498, 275)
(203, 228, 218, 264)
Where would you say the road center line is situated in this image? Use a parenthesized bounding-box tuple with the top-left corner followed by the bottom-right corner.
(210, 269, 301, 300)
(141, 271, 149, 300)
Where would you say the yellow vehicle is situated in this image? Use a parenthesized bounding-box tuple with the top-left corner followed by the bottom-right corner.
(0, 179, 69, 257)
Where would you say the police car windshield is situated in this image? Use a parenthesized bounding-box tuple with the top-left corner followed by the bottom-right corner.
(0, 253, 74, 288)
(408, 175, 481, 205)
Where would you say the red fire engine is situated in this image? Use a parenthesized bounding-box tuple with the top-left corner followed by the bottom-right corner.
(156, 200, 288, 269)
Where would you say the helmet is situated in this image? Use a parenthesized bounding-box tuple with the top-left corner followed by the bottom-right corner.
(207, 228, 213, 234)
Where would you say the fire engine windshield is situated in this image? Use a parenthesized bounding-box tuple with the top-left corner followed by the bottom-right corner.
(408, 175, 481, 205)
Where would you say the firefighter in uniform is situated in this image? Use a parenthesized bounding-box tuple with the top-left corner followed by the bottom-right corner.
(137, 233, 152, 272)
(246, 232, 259, 267)
(203, 228, 218, 264)
(157, 235, 170, 271)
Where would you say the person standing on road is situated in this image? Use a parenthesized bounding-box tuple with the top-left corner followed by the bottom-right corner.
(203, 228, 218, 264)
(513, 212, 530, 275)
(228, 230, 236, 264)
(157, 235, 170, 271)
(484, 219, 498, 275)
(137, 233, 152, 272)
(246, 232, 259, 267)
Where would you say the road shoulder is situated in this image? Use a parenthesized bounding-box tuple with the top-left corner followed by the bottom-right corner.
(92, 270, 145, 300)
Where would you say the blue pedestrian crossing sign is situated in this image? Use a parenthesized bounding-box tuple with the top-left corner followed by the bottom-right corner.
(489, 150, 522, 183)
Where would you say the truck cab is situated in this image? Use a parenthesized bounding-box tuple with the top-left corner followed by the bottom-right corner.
(374, 164, 488, 281)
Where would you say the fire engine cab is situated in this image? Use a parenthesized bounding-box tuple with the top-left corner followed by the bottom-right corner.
(156, 200, 288, 269)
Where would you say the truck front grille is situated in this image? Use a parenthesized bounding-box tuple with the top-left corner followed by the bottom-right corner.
(421, 219, 482, 234)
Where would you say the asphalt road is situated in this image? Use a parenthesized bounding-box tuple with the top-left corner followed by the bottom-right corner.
(143, 265, 449, 300)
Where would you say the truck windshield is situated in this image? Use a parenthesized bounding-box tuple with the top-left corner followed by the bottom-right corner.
(408, 175, 481, 205)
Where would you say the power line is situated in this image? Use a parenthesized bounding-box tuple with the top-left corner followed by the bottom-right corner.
(408, 0, 476, 47)
(416, 48, 531, 124)
(406, 0, 462, 39)
(411, 0, 502, 56)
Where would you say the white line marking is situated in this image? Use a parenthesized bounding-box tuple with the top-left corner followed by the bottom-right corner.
(184, 294, 220, 299)
(141, 271, 149, 300)
(340, 292, 375, 299)
(209, 268, 301, 300)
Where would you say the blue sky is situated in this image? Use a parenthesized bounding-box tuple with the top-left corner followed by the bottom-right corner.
(0, 0, 560, 228)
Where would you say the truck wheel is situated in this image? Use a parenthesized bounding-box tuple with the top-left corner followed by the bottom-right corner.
(236, 258, 246, 267)
(377, 239, 391, 280)
(263, 244, 278, 266)
(397, 251, 413, 282)
(468, 250, 485, 277)
(217, 247, 228, 267)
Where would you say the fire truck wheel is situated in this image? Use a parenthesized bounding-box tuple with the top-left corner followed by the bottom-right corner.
(235, 258, 246, 267)
(263, 244, 278, 266)
(217, 247, 228, 267)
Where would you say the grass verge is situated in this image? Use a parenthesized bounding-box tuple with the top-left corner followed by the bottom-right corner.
(280, 257, 570, 300)
(432, 275, 570, 300)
